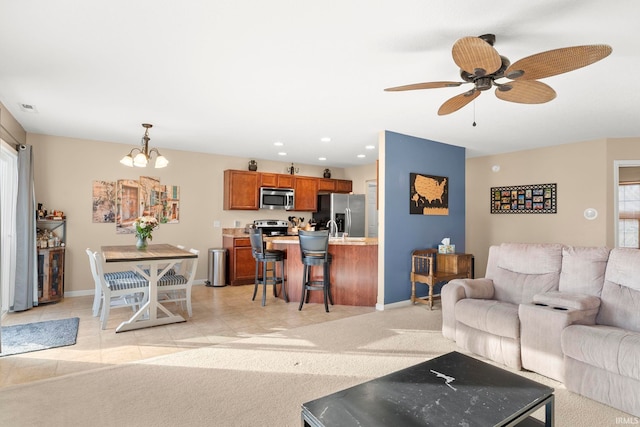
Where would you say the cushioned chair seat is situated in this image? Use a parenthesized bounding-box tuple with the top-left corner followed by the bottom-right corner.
(562, 324, 640, 381)
(104, 271, 146, 292)
(455, 298, 520, 339)
(157, 274, 188, 286)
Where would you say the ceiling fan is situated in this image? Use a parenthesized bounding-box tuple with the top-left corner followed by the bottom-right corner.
(385, 34, 612, 116)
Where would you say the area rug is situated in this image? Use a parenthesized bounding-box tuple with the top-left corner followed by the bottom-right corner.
(0, 308, 632, 426)
(0, 317, 79, 357)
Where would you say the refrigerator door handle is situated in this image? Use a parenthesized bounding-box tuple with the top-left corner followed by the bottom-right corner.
(346, 207, 351, 234)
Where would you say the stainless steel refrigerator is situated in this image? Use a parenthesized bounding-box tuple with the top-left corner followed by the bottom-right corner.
(313, 193, 366, 237)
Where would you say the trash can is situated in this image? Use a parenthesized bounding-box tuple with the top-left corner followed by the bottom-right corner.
(206, 248, 227, 287)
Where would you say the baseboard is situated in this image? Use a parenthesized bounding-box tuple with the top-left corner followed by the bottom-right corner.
(375, 299, 413, 311)
(64, 279, 208, 298)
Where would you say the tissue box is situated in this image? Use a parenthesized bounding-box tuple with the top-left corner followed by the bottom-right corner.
(438, 244, 455, 254)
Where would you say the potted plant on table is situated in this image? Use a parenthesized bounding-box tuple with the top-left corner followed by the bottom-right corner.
(133, 216, 159, 250)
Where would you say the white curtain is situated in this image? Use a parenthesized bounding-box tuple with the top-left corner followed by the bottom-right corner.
(1, 139, 18, 316)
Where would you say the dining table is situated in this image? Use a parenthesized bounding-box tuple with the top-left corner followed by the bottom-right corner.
(101, 243, 198, 333)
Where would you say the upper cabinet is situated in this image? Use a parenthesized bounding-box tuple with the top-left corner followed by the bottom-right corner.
(261, 173, 294, 189)
(293, 176, 318, 211)
(223, 169, 352, 211)
(336, 179, 352, 193)
(224, 170, 259, 210)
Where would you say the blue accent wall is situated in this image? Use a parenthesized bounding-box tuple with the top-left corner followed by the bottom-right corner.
(383, 131, 466, 304)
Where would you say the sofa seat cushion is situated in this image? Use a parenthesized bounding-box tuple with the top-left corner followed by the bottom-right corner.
(562, 324, 640, 382)
(455, 299, 520, 339)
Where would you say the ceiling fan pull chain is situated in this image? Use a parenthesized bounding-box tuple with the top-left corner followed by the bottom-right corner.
(472, 99, 477, 127)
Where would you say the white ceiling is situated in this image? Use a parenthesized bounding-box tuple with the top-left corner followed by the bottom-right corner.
(1, 1, 639, 168)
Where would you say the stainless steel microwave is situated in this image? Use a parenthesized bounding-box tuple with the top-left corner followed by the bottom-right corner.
(259, 187, 295, 210)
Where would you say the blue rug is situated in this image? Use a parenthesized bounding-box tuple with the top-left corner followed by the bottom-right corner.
(0, 317, 79, 357)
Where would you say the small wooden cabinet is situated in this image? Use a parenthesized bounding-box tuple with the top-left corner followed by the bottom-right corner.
(223, 235, 255, 285)
(410, 250, 473, 309)
(224, 170, 259, 210)
(36, 219, 66, 303)
(38, 247, 65, 303)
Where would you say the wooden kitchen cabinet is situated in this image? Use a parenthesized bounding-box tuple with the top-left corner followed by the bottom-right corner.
(293, 176, 318, 211)
(336, 179, 353, 193)
(224, 170, 259, 210)
(38, 247, 65, 303)
(317, 178, 337, 192)
(223, 235, 255, 285)
(260, 173, 294, 189)
(224, 169, 353, 211)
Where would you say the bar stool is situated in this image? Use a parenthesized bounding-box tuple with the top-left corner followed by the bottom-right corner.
(249, 229, 288, 306)
(298, 229, 333, 312)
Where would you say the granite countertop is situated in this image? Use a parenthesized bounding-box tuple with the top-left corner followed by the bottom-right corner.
(266, 235, 378, 246)
(222, 228, 250, 237)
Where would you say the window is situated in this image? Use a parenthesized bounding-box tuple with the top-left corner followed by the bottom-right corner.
(618, 182, 640, 248)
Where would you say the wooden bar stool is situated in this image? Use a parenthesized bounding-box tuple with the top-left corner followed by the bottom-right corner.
(298, 230, 333, 312)
(249, 229, 288, 306)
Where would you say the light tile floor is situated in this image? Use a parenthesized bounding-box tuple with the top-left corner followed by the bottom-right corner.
(0, 284, 373, 388)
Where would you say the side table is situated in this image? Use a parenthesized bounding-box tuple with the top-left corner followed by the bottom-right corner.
(411, 250, 473, 309)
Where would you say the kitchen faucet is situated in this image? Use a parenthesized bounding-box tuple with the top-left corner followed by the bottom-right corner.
(326, 220, 338, 238)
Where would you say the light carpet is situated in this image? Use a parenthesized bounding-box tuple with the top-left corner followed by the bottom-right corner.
(0, 317, 79, 357)
(0, 306, 631, 426)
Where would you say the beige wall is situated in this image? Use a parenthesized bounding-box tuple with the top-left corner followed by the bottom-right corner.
(466, 137, 640, 277)
(0, 102, 27, 145)
(28, 133, 376, 295)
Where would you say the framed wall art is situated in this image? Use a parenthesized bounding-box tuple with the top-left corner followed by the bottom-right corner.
(410, 172, 449, 215)
(491, 183, 557, 214)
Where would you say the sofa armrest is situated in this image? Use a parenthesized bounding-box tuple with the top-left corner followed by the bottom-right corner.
(533, 291, 601, 311)
(441, 278, 495, 340)
(454, 278, 495, 299)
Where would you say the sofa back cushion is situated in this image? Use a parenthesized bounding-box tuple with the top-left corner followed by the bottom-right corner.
(597, 248, 640, 332)
(558, 246, 610, 296)
(487, 243, 563, 305)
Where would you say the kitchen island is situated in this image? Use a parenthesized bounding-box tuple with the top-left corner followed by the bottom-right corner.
(267, 236, 378, 307)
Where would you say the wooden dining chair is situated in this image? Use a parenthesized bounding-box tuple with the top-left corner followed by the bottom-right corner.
(86, 249, 149, 329)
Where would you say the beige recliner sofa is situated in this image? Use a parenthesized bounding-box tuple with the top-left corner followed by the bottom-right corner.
(441, 243, 640, 417)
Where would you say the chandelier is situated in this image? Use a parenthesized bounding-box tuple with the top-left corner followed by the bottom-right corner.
(119, 123, 169, 168)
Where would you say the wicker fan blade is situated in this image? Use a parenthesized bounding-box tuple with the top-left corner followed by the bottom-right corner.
(438, 90, 480, 115)
(495, 80, 556, 104)
(384, 81, 464, 91)
(505, 44, 612, 80)
(452, 37, 502, 77)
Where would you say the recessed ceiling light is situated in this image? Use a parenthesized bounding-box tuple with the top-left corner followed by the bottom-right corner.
(19, 103, 38, 113)
(357, 154, 366, 158)
(320, 137, 331, 142)
(365, 145, 375, 150)
(274, 141, 284, 146)
(278, 152, 287, 156)
(318, 157, 326, 161)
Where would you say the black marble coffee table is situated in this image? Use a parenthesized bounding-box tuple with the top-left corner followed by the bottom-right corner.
(301, 351, 554, 426)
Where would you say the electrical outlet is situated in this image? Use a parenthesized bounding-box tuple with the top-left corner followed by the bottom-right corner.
(213, 220, 221, 228)
(234, 220, 241, 227)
